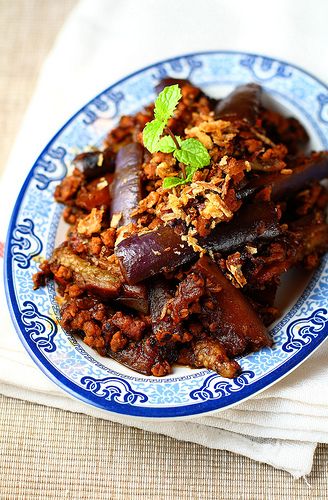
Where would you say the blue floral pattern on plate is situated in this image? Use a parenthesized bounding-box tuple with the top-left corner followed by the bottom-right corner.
(4, 51, 328, 419)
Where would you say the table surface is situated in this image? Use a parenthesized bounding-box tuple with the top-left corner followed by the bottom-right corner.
(1, 1, 328, 498)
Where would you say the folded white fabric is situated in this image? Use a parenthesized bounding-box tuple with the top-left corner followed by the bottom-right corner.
(1, 0, 328, 478)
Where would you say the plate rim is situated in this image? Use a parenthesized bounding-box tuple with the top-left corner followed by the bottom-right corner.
(4, 49, 328, 420)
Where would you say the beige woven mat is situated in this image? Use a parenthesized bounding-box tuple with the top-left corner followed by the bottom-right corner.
(1, 395, 328, 499)
(0, 0, 77, 176)
(1, 1, 328, 498)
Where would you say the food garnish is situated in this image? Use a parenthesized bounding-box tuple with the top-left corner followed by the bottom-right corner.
(143, 84, 211, 188)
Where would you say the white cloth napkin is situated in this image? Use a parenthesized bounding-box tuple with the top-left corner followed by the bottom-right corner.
(1, 0, 328, 478)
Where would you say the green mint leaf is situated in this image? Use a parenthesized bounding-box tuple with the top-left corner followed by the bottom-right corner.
(162, 176, 185, 189)
(143, 85, 182, 155)
(154, 85, 182, 123)
(157, 135, 182, 153)
(185, 165, 199, 182)
(157, 135, 176, 153)
(143, 84, 211, 189)
(143, 119, 165, 153)
(174, 138, 211, 169)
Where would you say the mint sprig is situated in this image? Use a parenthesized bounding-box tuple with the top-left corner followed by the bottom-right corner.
(143, 84, 211, 189)
(143, 120, 165, 154)
(143, 85, 181, 153)
(156, 135, 180, 153)
(174, 138, 210, 170)
(154, 84, 182, 122)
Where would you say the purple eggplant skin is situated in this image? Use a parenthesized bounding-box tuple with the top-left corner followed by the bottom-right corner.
(202, 201, 281, 253)
(115, 224, 194, 284)
(110, 143, 143, 227)
(155, 78, 193, 94)
(73, 148, 114, 179)
(115, 202, 280, 285)
(195, 256, 272, 352)
(115, 283, 149, 314)
(238, 153, 328, 201)
(215, 83, 262, 125)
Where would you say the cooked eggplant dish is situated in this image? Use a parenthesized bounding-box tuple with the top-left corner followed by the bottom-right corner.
(33, 79, 328, 378)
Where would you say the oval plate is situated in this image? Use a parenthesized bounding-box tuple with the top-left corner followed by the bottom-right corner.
(4, 51, 328, 419)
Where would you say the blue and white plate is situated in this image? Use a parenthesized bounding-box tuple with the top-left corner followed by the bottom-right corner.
(5, 51, 328, 419)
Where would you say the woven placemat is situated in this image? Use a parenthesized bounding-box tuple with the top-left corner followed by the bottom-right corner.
(0, 0, 77, 176)
(0, 395, 327, 499)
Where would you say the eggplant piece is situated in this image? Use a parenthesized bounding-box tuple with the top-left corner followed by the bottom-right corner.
(75, 175, 112, 211)
(215, 83, 262, 125)
(261, 109, 309, 155)
(110, 143, 143, 227)
(238, 153, 328, 201)
(149, 279, 187, 343)
(155, 78, 193, 94)
(115, 224, 194, 284)
(115, 202, 281, 284)
(289, 213, 328, 262)
(202, 201, 280, 253)
(242, 215, 328, 289)
(50, 245, 122, 298)
(109, 337, 171, 376)
(195, 256, 272, 352)
(115, 283, 149, 314)
(168, 272, 205, 323)
(73, 148, 114, 179)
(192, 338, 241, 378)
(243, 283, 278, 308)
(51, 245, 148, 312)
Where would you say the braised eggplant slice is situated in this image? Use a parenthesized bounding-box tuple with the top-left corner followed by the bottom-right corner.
(149, 279, 187, 343)
(195, 256, 272, 352)
(49, 245, 122, 298)
(115, 283, 149, 314)
(192, 338, 241, 378)
(108, 337, 171, 376)
(203, 201, 281, 253)
(115, 202, 281, 284)
(238, 153, 328, 201)
(155, 78, 193, 94)
(215, 83, 262, 124)
(110, 143, 143, 227)
(155, 78, 215, 105)
(115, 224, 193, 284)
(50, 245, 149, 313)
(73, 148, 114, 179)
